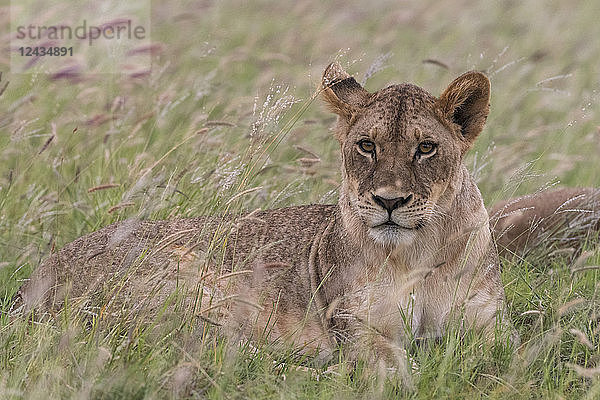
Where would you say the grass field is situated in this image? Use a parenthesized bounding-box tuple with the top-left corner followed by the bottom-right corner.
(1, 0, 600, 398)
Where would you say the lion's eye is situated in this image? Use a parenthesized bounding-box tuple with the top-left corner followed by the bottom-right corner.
(417, 142, 436, 155)
(358, 140, 376, 154)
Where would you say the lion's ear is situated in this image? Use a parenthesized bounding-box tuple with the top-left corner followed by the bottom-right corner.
(321, 62, 371, 121)
(437, 71, 490, 149)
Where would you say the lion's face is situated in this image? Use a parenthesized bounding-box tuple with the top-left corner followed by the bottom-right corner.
(322, 63, 490, 246)
(341, 85, 462, 245)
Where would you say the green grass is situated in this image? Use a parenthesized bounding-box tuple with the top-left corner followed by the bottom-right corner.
(1, 0, 600, 398)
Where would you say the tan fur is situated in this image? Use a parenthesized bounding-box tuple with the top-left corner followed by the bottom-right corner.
(490, 187, 600, 258)
(13, 63, 515, 370)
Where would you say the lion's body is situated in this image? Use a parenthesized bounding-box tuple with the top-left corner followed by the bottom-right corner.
(14, 63, 516, 369)
(490, 187, 600, 257)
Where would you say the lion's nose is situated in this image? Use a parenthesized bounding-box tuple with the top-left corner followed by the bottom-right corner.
(372, 193, 413, 213)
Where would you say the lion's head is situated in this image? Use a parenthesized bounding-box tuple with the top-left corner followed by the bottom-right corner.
(321, 62, 490, 246)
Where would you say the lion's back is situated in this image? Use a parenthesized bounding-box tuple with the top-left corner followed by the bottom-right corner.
(12, 204, 337, 318)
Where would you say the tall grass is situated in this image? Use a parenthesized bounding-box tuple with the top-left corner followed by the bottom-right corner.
(1, 0, 600, 398)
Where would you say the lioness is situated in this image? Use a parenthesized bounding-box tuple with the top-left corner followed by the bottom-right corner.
(13, 63, 514, 370)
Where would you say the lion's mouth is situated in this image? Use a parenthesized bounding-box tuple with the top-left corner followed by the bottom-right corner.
(374, 219, 425, 230)
(381, 220, 399, 227)
(375, 220, 415, 229)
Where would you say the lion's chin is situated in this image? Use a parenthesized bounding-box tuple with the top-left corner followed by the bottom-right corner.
(367, 224, 418, 247)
